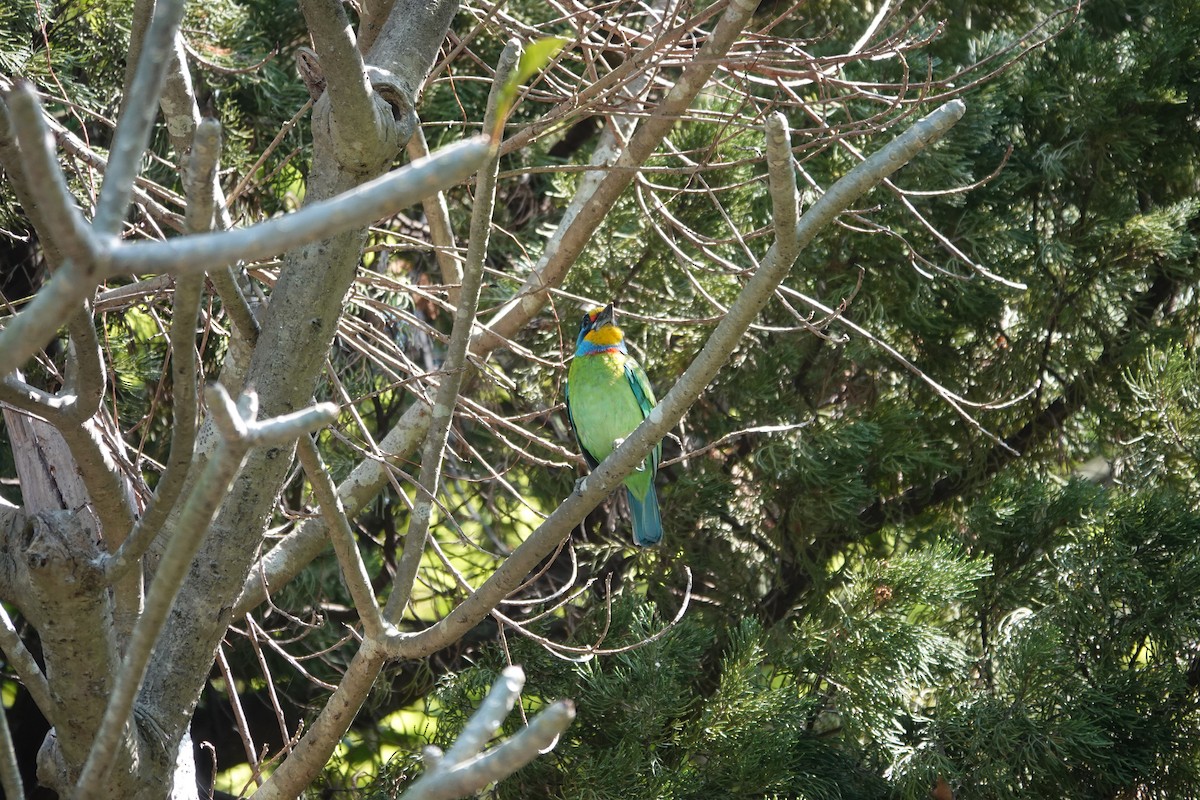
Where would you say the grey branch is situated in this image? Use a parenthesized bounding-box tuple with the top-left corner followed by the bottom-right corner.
(299, 0, 396, 167)
(765, 113, 799, 253)
(384, 39, 520, 622)
(387, 100, 969, 661)
(0, 129, 490, 379)
(0, 697, 21, 800)
(3, 83, 96, 265)
(232, 400, 433, 616)
(0, 603, 53, 726)
(94, 0, 188, 235)
(76, 387, 337, 799)
(296, 436, 388, 639)
(110, 136, 491, 276)
(401, 667, 576, 800)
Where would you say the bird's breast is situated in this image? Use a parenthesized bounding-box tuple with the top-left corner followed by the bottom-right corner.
(567, 353, 646, 463)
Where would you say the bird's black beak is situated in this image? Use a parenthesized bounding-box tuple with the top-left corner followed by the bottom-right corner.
(595, 303, 615, 328)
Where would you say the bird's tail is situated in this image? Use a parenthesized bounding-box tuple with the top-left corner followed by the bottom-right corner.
(627, 485, 663, 546)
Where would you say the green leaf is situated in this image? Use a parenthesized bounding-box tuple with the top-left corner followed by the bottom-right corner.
(492, 36, 568, 137)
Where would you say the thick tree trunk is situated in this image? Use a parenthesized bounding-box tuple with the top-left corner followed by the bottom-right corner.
(132, 0, 462, 789)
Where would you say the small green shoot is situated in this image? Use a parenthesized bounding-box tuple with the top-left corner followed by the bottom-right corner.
(490, 36, 569, 140)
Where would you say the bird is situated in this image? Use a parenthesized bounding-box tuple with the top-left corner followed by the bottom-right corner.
(565, 303, 663, 546)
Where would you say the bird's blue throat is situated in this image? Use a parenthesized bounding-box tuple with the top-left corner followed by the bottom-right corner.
(575, 338, 626, 357)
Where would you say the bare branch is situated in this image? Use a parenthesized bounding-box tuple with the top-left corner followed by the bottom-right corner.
(232, 399, 432, 617)
(388, 100, 968, 661)
(77, 387, 337, 799)
(158, 33, 201, 160)
(215, 644, 266, 789)
(447, 665, 525, 764)
(0, 696, 22, 800)
(764, 112, 799, 253)
(112, 136, 492, 276)
(63, 306, 106, 422)
(184, 118, 222, 233)
(300, 0, 390, 167)
(253, 640, 390, 800)
(385, 41, 520, 622)
(0, 136, 488, 378)
(0, 603, 54, 726)
(95, 0, 189, 235)
(774, 283, 1025, 451)
(2, 83, 96, 265)
(400, 667, 575, 800)
(296, 436, 387, 640)
(493, 567, 693, 660)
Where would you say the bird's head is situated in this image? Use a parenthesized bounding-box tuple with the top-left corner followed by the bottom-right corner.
(575, 303, 625, 352)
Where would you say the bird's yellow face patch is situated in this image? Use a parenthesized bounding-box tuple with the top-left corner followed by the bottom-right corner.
(584, 324, 624, 346)
(580, 306, 623, 346)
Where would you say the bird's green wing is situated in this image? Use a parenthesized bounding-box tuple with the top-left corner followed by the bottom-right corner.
(625, 358, 657, 414)
(624, 357, 661, 473)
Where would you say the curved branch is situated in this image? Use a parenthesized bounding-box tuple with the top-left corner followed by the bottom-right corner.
(0, 124, 488, 380)
(384, 41, 520, 622)
(300, 0, 394, 167)
(296, 436, 387, 640)
(2, 83, 95, 265)
(0, 604, 53, 726)
(111, 137, 491, 276)
(231, 399, 432, 616)
(400, 667, 575, 800)
(387, 100, 968, 660)
(253, 640, 389, 799)
(473, 0, 760, 354)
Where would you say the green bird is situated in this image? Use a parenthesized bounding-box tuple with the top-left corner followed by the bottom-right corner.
(566, 303, 663, 546)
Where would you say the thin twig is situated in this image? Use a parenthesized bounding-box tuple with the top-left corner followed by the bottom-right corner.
(296, 436, 387, 640)
(384, 41, 521, 623)
(389, 100, 969, 661)
(0, 604, 55, 726)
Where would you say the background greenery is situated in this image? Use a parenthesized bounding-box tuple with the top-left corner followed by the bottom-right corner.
(2, 0, 1199, 797)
